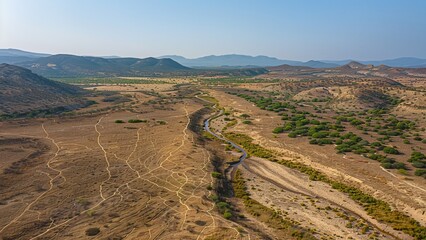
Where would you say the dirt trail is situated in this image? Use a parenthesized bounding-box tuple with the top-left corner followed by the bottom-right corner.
(1, 98, 258, 239)
(28, 108, 204, 239)
(0, 124, 64, 234)
(242, 157, 409, 239)
(95, 117, 112, 201)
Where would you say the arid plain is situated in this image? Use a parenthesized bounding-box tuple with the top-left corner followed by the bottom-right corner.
(1, 63, 426, 240)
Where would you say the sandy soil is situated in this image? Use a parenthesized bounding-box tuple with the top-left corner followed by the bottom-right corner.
(208, 89, 426, 233)
(2, 80, 425, 240)
(241, 157, 407, 239)
(0, 97, 248, 239)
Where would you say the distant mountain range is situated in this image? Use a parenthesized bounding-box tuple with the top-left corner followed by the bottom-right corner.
(159, 54, 426, 68)
(0, 51, 265, 78)
(320, 57, 426, 68)
(1, 49, 426, 70)
(266, 60, 426, 85)
(159, 54, 339, 68)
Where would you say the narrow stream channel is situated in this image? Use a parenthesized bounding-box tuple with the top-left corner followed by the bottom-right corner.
(203, 109, 247, 167)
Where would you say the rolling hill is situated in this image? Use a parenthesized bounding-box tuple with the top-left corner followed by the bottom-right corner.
(321, 57, 426, 68)
(17, 55, 191, 77)
(0, 49, 51, 64)
(264, 61, 424, 85)
(0, 64, 89, 117)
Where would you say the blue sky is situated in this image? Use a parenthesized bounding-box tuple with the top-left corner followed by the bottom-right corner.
(1, 0, 425, 60)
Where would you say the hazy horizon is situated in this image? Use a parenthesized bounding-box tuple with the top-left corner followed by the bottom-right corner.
(1, 0, 426, 61)
(4, 48, 426, 63)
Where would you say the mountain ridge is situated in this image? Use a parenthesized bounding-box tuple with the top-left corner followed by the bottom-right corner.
(0, 49, 51, 64)
(1, 49, 426, 68)
(16, 54, 191, 77)
(160, 54, 426, 68)
(159, 54, 339, 68)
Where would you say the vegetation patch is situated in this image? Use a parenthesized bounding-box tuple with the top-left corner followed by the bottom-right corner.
(233, 170, 316, 239)
(156, 120, 167, 125)
(211, 171, 222, 178)
(128, 119, 147, 123)
(198, 95, 219, 104)
(228, 132, 426, 239)
(102, 94, 131, 104)
(410, 152, 426, 178)
(232, 91, 413, 172)
(54, 77, 168, 85)
(200, 77, 279, 84)
(224, 132, 273, 159)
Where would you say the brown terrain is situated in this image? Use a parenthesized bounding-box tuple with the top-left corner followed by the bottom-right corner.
(0, 64, 88, 116)
(208, 90, 425, 233)
(0, 86, 253, 239)
(1, 62, 426, 239)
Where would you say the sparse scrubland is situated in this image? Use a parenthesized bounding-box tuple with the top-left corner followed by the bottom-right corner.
(1, 62, 426, 239)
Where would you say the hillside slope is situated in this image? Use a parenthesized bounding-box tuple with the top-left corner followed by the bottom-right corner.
(0, 64, 88, 116)
(0, 49, 51, 64)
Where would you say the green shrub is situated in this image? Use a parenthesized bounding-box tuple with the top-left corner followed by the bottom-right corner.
(156, 120, 167, 125)
(415, 169, 426, 177)
(115, 120, 124, 123)
(371, 142, 383, 150)
(225, 132, 273, 159)
(216, 201, 229, 209)
(383, 146, 399, 155)
(288, 132, 297, 138)
(367, 154, 386, 161)
(398, 169, 408, 175)
(211, 172, 222, 178)
(128, 119, 147, 123)
(329, 132, 340, 138)
(336, 144, 352, 153)
(312, 131, 330, 138)
(409, 152, 426, 162)
(223, 211, 233, 219)
(273, 127, 285, 134)
(381, 161, 406, 170)
(210, 194, 219, 202)
(284, 122, 295, 131)
(314, 139, 333, 145)
(412, 161, 426, 168)
(310, 119, 320, 125)
(350, 119, 364, 126)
